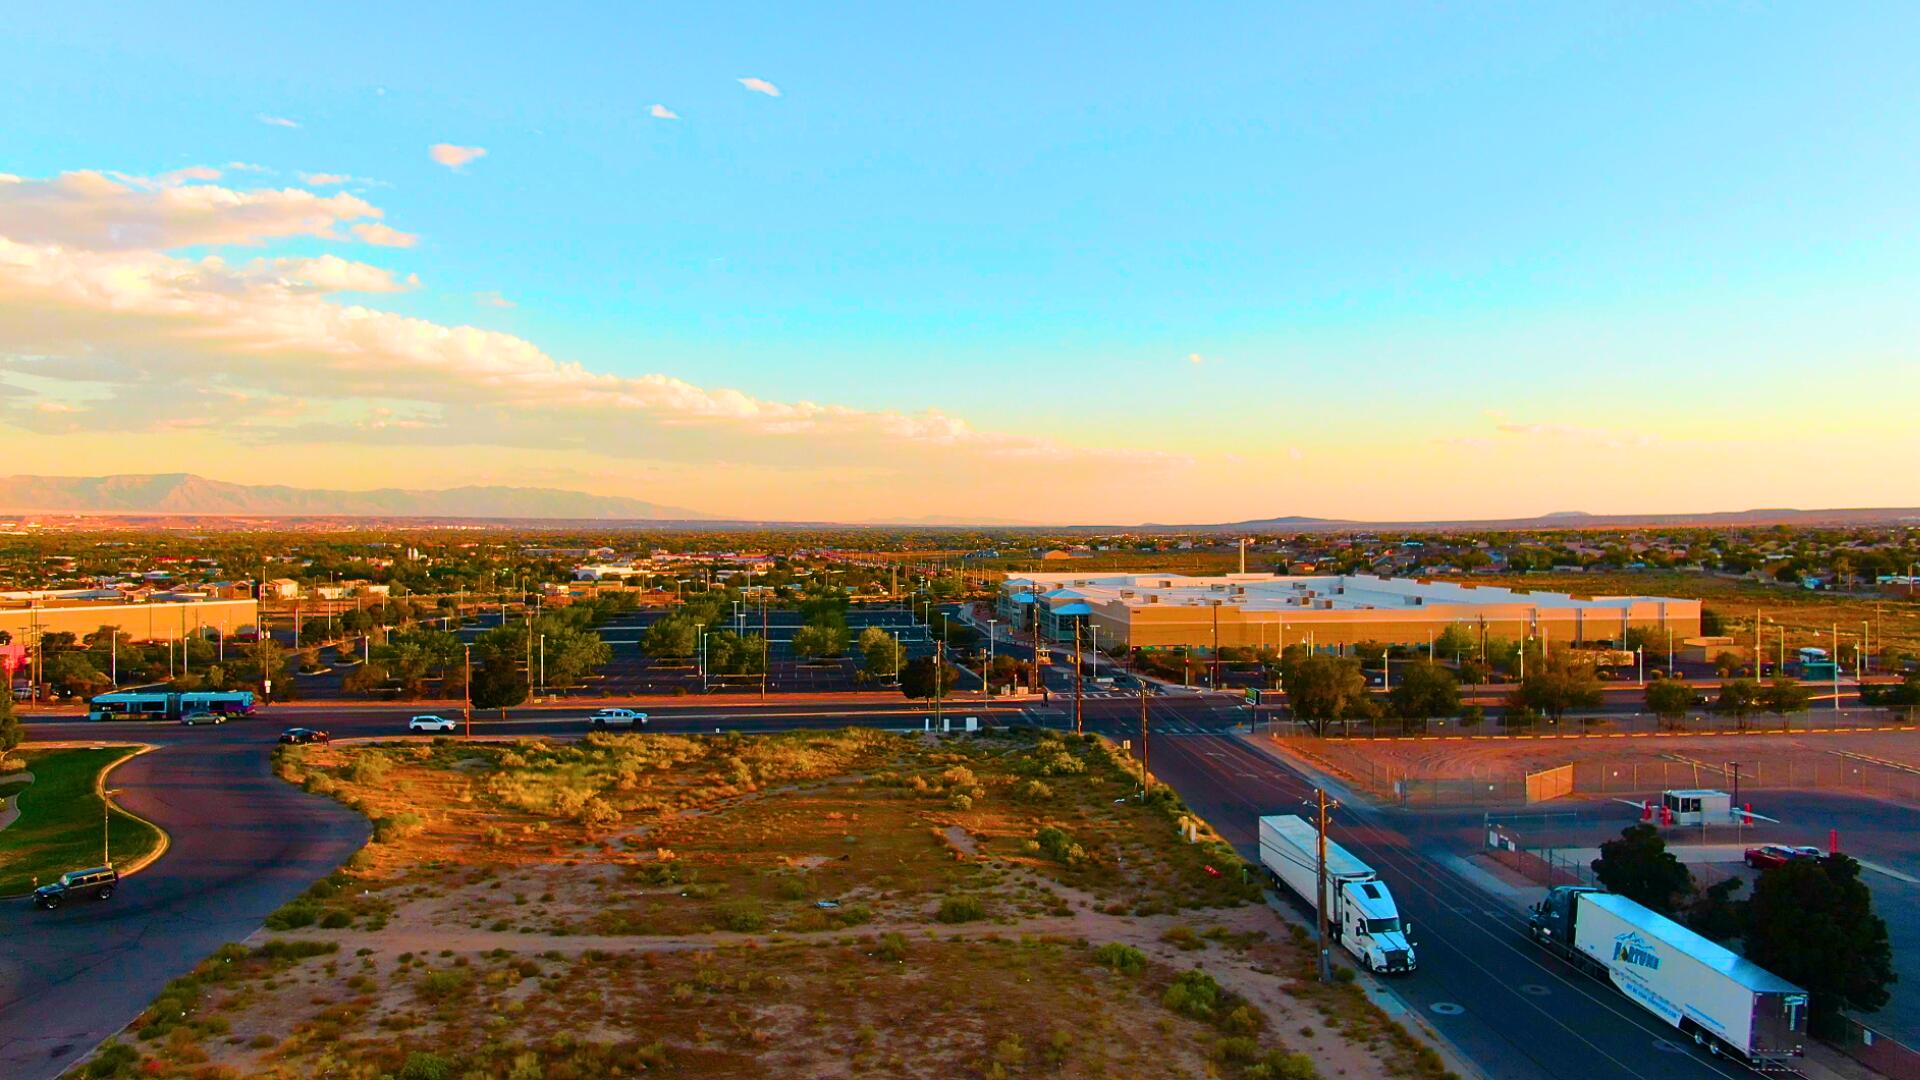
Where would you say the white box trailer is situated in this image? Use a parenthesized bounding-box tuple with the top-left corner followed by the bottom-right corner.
(1529, 886, 1806, 1063)
(1258, 815, 1416, 973)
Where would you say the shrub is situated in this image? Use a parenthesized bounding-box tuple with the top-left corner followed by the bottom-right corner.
(374, 812, 425, 844)
(936, 894, 986, 923)
(1035, 826, 1075, 862)
(1162, 969, 1223, 1021)
(1092, 942, 1146, 975)
(941, 765, 978, 787)
(84, 1041, 140, 1078)
(418, 969, 471, 1000)
(949, 793, 973, 811)
(347, 753, 392, 785)
(1245, 1051, 1320, 1080)
(576, 796, 619, 830)
(875, 933, 909, 962)
(1020, 780, 1053, 801)
(263, 900, 320, 930)
(255, 939, 339, 961)
(715, 902, 766, 933)
(1161, 925, 1203, 951)
(400, 1052, 454, 1080)
(319, 910, 353, 929)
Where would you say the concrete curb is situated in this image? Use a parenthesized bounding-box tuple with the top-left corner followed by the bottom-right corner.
(0, 743, 170, 899)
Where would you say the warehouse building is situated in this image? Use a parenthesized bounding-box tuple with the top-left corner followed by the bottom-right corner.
(997, 573, 1701, 651)
(0, 593, 259, 645)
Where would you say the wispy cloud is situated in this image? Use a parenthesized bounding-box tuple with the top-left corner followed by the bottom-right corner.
(475, 291, 516, 309)
(303, 172, 350, 186)
(649, 104, 680, 120)
(351, 222, 418, 248)
(1187, 352, 1205, 365)
(258, 114, 300, 129)
(738, 77, 781, 97)
(429, 143, 487, 169)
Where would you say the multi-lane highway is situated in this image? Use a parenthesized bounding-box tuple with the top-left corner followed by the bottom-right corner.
(5, 673, 1808, 1080)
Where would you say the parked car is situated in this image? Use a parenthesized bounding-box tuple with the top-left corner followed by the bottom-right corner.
(1743, 844, 1823, 870)
(409, 714, 458, 733)
(589, 708, 647, 728)
(279, 727, 331, 744)
(34, 866, 120, 910)
(179, 711, 223, 725)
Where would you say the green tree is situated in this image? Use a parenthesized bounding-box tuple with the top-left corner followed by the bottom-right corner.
(0, 693, 20, 770)
(1433, 624, 1476, 663)
(42, 651, 109, 699)
(1284, 654, 1375, 736)
(1715, 677, 1762, 731)
(1388, 661, 1459, 732)
(540, 626, 612, 687)
(1759, 676, 1812, 720)
(1645, 678, 1694, 730)
(1591, 824, 1694, 916)
(792, 619, 850, 660)
(1509, 650, 1603, 722)
(858, 626, 904, 682)
(1745, 854, 1895, 1039)
(470, 652, 527, 713)
(1890, 671, 1920, 720)
(899, 655, 959, 700)
(640, 615, 696, 659)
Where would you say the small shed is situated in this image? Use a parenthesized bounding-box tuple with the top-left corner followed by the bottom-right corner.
(1661, 789, 1731, 826)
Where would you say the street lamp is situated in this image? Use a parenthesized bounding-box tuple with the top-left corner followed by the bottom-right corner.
(462, 643, 473, 736)
(985, 619, 997, 695)
(103, 788, 122, 866)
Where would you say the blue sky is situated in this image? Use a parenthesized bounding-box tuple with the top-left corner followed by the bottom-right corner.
(2, 4, 1916, 520)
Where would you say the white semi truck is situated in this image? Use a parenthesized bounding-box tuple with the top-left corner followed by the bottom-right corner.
(1528, 885, 1807, 1063)
(1257, 814, 1417, 974)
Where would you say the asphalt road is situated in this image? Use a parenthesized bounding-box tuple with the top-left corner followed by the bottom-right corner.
(8, 682, 1805, 1080)
(0, 725, 368, 1080)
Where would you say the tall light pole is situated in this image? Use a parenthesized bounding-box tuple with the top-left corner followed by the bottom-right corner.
(103, 788, 121, 866)
(985, 619, 997, 695)
(462, 643, 473, 737)
(1308, 788, 1342, 983)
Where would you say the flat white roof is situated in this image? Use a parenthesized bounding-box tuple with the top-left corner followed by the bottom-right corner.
(1004, 572, 1692, 614)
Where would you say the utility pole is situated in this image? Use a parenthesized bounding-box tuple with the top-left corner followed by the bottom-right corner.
(761, 596, 769, 701)
(1313, 788, 1339, 983)
(985, 619, 996, 695)
(1211, 600, 1221, 689)
(934, 638, 946, 732)
(1139, 681, 1152, 796)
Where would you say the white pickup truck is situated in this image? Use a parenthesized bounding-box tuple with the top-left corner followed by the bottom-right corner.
(589, 708, 647, 728)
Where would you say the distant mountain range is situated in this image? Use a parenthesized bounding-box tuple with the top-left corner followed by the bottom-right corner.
(1128, 507, 1920, 532)
(0, 473, 715, 521)
(3, 473, 1917, 531)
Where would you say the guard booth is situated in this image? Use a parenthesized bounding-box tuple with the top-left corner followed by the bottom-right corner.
(1661, 789, 1731, 826)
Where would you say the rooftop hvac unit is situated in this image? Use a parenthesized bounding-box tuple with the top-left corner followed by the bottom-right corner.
(1321, 600, 1334, 609)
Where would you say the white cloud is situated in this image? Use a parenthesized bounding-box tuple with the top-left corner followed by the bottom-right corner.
(0, 231, 1184, 476)
(429, 143, 487, 169)
(158, 165, 223, 184)
(352, 222, 418, 248)
(738, 77, 781, 97)
(225, 161, 271, 173)
(258, 114, 300, 129)
(238, 254, 419, 294)
(1187, 352, 1204, 365)
(475, 291, 516, 309)
(303, 173, 350, 186)
(650, 104, 680, 120)
(0, 170, 388, 250)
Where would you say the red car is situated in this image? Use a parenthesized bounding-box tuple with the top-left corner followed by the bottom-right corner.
(1743, 844, 1822, 869)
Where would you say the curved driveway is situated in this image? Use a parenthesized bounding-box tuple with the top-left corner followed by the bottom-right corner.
(0, 721, 368, 1080)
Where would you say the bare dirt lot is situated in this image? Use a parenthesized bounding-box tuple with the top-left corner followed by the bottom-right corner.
(1280, 729, 1920, 806)
(72, 729, 1454, 1080)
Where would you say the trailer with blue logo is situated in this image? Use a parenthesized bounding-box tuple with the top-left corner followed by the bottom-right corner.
(1528, 885, 1806, 1064)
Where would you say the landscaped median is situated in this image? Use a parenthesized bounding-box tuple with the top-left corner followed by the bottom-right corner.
(0, 745, 166, 896)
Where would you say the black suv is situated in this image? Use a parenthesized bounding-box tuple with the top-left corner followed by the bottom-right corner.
(34, 866, 119, 909)
(279, 727, 330, 744)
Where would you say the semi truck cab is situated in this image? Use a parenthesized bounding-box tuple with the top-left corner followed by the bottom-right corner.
(1337, 878, 1417, 973)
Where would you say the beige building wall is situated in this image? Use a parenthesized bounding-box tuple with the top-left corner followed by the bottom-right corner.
(0, 600, 260, 643)
(1096, 598, 1701, 651)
